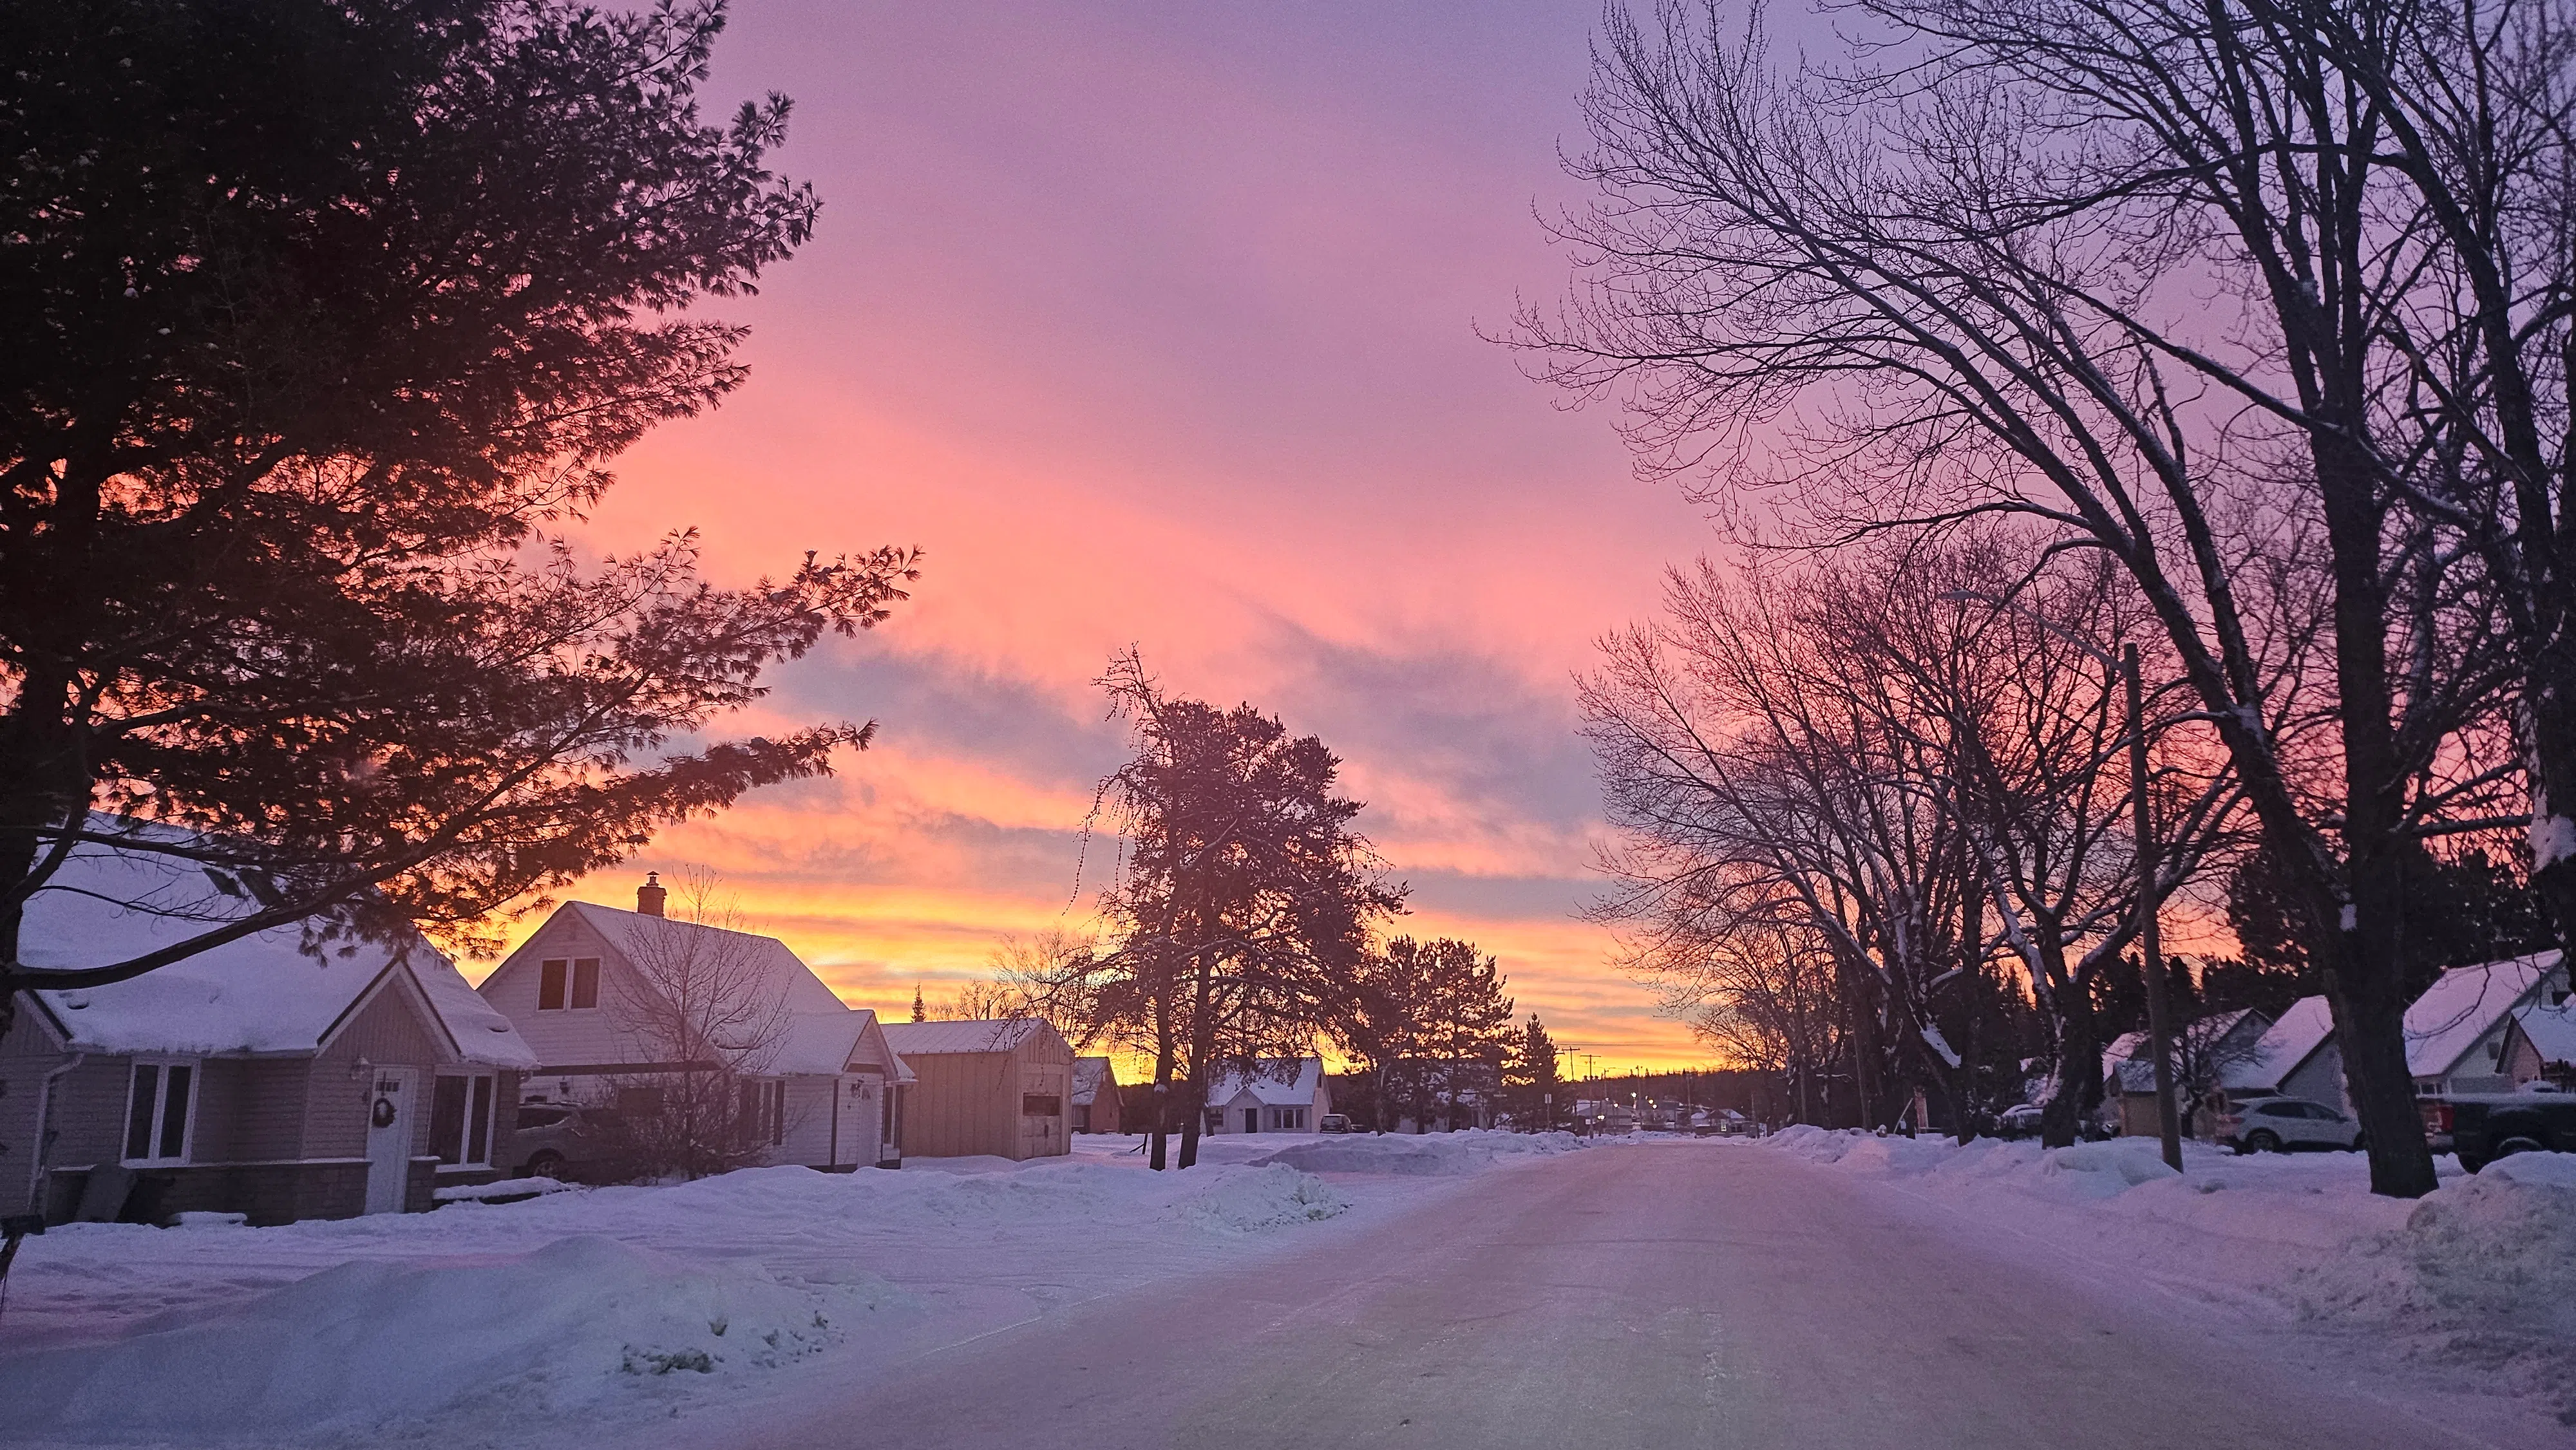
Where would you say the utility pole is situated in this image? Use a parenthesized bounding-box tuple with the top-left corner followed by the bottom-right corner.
(2127, 643, 2185, 1173)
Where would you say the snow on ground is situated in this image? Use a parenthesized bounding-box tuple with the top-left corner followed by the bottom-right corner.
(0, 1133, 1553, 1448)
(1742, 1125, 2576, 1422)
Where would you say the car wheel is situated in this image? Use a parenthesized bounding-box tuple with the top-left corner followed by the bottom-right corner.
(2495, 1135, 2546, 1160)
(524, 1150, 566, 1180)
(2247, 1129, 2284, 1154)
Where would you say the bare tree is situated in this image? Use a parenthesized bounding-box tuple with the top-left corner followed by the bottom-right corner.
(1522, 0, 2521, 1193)
(608, 871, 795, 1180)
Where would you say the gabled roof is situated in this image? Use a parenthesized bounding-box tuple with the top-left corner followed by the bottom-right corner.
(19, 834, 534, 1067)
(2406, 952, 2565, 1078)
(772, 1008, 913, 1080)
(880, 1018, 1052, 1055)
(2229, 995, 2336, 1092)
(558, 901, 846, 1015)
(1072, 1056, 1114, 1105)
(1204, 1056, 1324, 1106)
(2511, 1003, 2576, 1068)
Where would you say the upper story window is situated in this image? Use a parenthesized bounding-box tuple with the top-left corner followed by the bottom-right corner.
(123, 1059, 196, 1165)
(536, 957, 601, 1011)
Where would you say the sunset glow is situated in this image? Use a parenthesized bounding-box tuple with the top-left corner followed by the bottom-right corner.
(478, 1, 1714, 1072)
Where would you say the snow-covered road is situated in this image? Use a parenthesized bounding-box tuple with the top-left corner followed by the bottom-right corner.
(689, 1139, 2560, 1450)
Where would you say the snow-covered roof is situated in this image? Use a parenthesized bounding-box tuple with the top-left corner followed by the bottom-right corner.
(19, 835, 534, 1067)
(880, 1018, 1051, 1055)
(2405, 952, 2564, 1079)
(1204, 1057, 1324, 1106)
(2228, 995, 2336, 1091)
(560, 902, 846, 1015)
(1072, 1056, 1114, 1105)
(2512, 1003, 2576, 1068)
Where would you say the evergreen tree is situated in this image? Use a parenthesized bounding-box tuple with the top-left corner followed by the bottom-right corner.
(2, 0, 915, 1007)
(1502, 1013, 1562, 1130)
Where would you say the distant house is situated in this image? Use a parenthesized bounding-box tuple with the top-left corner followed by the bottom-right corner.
(2102, 1010, 2273, 1138)
(1200, 1057, 1331, 1135)
(2228, 995, 2346, 1110)
(2497, 1001, 2576, 1090)
(1071, 1057, 1120, 1133)
(478, 881, 911, 1171)
(2405, 952, 2570, 1096)
(878, 1019, 1075, 1160)
(6, 837, 536, 1226)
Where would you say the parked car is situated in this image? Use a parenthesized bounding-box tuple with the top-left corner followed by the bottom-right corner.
(1316, 1113, 1355, 1134)
(1995, 1104, 2044, 1140)
(502, 1102, 633, 1182)
(2215, 1095, 2364, 1153)
(2437, 1093, 2576, 1172)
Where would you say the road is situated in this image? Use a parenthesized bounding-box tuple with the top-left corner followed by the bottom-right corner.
(712, 1142, 2532, 1450)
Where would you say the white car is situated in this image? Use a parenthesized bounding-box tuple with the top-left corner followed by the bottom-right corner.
(2217, 1096, 2364, 1153)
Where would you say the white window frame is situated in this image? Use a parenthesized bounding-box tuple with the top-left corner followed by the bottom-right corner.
(431, 1071, 499, 1168)
(121, 1057, 201, 1167)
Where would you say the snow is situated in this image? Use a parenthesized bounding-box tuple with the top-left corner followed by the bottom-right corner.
(2529, 811, 2576, 871)
(0, 1133, 1556, 1447)
(1249, 1128, 1583, 1176)
(558, 903, 846, 1016)
(1739, 1127, 2576, 1421)
(876, 1018, 1050, 1055)
(2403, 953, 2562, 1078)
(431, 1176, 574, 1203)
(20, 835, 533, 1067)
(2233, 993, 2336, 1092)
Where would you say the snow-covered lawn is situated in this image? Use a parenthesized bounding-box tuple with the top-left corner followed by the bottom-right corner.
(0, 1131, 1577, 1448)
(1740, 1126, 2576, 1422)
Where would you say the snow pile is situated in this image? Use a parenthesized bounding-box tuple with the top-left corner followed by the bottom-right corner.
(2034, 1139, 2183, 1199)
(0, 1236, 905, 1442)
(433, 1175, 573, 1203)
(2291, 1154, 2576, 1417)
(1761, 1125, 1947, 1174)
(1173, 1165, 1347, 1233)
(1247, 1129, 1582, 1176)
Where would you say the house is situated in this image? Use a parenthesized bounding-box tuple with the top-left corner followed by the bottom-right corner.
(478, 880, 912, 1171)
(1200, 1057, 1331, 1134)
(2497, 1001, 2576, 1089)
(2405, 952, 2570, 1096)
(877, 1018, 1075, 1160)
(1071, 1056, 1120, 1133)
(2103, 1010, 2276, 1138)
(2228, 995, 2346, 1110)
(5, 836, 537, 1226)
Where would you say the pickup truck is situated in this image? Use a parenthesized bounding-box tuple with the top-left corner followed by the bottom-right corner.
(2425, 1093, 2576, 1171)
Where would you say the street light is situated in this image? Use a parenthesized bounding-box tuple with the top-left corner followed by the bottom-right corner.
(1941, 590, 2185, 1174)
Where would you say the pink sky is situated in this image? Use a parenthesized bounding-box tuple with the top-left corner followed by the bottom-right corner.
(483, 2, 1720, 1073)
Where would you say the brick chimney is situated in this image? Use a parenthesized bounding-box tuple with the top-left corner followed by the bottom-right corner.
(637, 871, 667, 918)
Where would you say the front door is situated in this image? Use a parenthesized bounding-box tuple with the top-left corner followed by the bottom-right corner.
(1244, 1107, 1260, 1134)
(365, 1068, 416, 1214)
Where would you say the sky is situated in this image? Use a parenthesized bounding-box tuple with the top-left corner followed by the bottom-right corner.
(481, 1, 1721, 1073)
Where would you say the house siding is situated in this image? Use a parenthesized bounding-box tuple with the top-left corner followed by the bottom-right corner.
(2282, 1044, 2350, 1114)
(308, 983, 450, 1161)
(477, 914, 639, 1069)
(775, 1074, 882, 1169)
(893, 1029, 1074, 1162)
(3, 1006, 68, 1210)
(43, 1055, 133, 1169)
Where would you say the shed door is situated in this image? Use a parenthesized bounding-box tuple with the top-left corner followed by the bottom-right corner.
(365, 1068, 417, 1214)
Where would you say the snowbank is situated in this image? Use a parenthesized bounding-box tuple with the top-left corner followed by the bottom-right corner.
(1248, 1129, 1582, 1176)
(1174, 1165, 1348, 1232)
(2291, 1153, 2576, 1417)
(0, 1236, 903, 1441)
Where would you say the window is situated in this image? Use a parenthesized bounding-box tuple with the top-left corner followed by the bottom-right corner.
(738, 1078, 784, 1146)
(516, 1106, 569, 1131)
(537, 959, 567, 1010)
(570, 958, 600, 1010)
(430, 1074, 498, 1166)
(1021, 1094, 1062, 1118)
(122, 1060, 196, 1165)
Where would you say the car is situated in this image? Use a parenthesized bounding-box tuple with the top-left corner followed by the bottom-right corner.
(2438, 1091, 2576, 1172)
(502, 1102, 634, 1182)
(1995, 1104, 2044, 1140)
(2215, 1095, 2364, 1153)
(1316, 1113, 1356, 1133)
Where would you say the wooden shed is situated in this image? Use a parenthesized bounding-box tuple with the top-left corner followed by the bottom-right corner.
(1071, 1057, 1120, 1133)
(878, 1019, 1074, 1160)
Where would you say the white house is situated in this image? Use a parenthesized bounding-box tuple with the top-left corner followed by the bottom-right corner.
(1200, 1057, 1330, 1134)
(478, 879, 911, 1171)
(2405, 952, 2570, 1096)
(2230, 995, 2345, 1109)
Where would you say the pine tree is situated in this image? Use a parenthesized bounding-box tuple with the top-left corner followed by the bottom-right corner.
(912, 984, 927, 1023)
